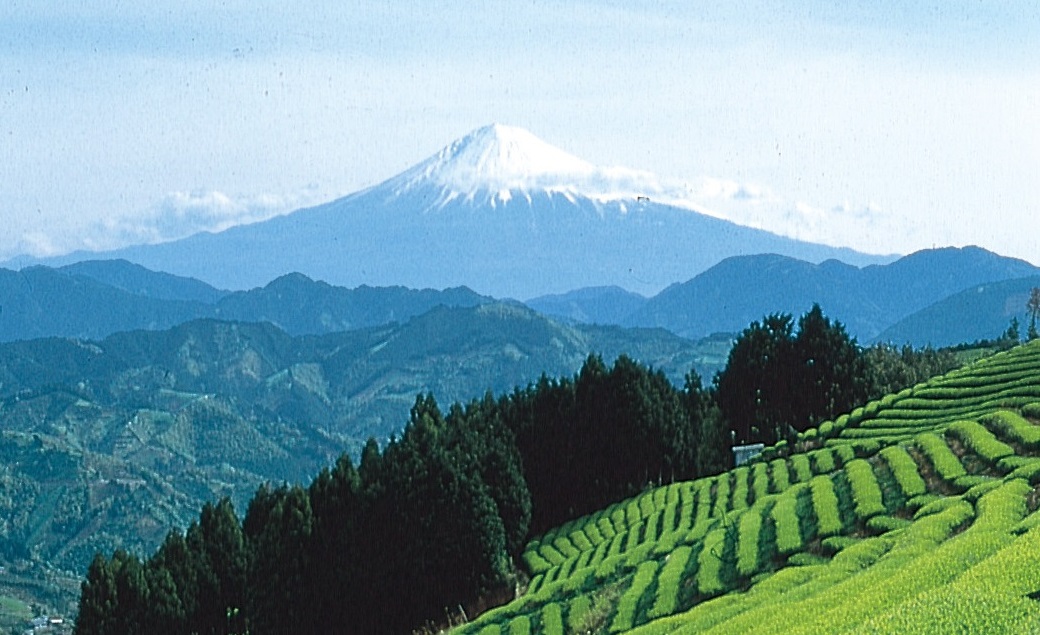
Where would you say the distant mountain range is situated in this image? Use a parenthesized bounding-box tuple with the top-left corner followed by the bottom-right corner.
(529, 246, 1040, 343)
(0, 259, 490, 342)
(6, 124, 891, 298)
(3, 245, 1038, 348)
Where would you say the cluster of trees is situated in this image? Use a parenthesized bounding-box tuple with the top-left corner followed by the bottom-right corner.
(715, 304, 959, 445)
(75, 304, 965, 633)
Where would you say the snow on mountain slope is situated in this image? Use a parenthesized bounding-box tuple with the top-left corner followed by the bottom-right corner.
(379, 123, 710, 213)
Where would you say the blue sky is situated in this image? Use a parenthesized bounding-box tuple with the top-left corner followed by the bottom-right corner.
(2, 2, 1038, 264)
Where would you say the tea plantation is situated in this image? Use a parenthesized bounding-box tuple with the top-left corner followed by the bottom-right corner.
(453, 340, 1040, 634)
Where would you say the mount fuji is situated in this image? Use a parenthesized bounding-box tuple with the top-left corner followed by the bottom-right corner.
(22, 125, 891, 298)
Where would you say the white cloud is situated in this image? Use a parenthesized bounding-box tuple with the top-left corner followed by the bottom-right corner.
(15, 231, 63, 258)
(105, 186, 325, 245)
(683, 179, 904, 256)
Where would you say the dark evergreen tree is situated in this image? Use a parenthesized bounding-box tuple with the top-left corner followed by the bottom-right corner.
(243, 484, 314, 635)
(1003, 317, 1021, 347)
(716, 312, 796, 445)
(792, 304, 867, 430)
(306, 454, 363, 626)
(186, 499, 247, 635)
(76, 554, 119, 635)
(685, 372, 730, 476)
(717, 306, 869, 445)
(149, 530, 196, 634)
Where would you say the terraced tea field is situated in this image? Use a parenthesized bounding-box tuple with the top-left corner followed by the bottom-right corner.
(453, 340, 1040, 634)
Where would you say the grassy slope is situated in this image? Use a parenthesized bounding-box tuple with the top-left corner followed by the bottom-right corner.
(455, 340, 1040, 634)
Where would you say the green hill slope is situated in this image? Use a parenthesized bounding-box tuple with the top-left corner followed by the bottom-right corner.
(455, 340, 1040, 634)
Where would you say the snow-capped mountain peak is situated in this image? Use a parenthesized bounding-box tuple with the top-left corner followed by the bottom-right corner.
(424, 123, 594, 184)
(381, 123, 703, 210)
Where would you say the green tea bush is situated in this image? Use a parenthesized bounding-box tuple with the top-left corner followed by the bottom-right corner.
(947, 420, 1015, 463)
(848, 406, 865, 426)
(771, 491, 803, 555)
(639, 492, 656, 518)
(751, 462, 770, 503)
(810, 475, 843, 537)
(731, 467, 750, 512)
(541, 544, 566, 567)
(626, 500, 642, 525)
(553, 536, 580, 560)
(653, 486, 667, 509)
(912, 495, 963, 520)
(677, 502, 694, 533)
(610, 506, 627, 532)
(696, 526, 730, 595)
(770, 458, 791, 493)
(605, 531, 626, 560)
(915, 432, 966, 480)
(570, 529, 594, 552)
(644, 511, 662, 545)
(846, 459, 885, 519)
(610, 560, 659, 633)
(997, 455, 1037, 471)
(660, 500, 677, 537)
(953, 475, 994, 490)
(624, 521, 645, 553)
(523, 550, 551, 574)
(540, 602, 564, 635)
(790, 454, 812, 483)
(971, 478, 1030, 531)
(712, 474, 731, 519)
(647, 545, 693, 620)
(1008, 460, 1040, 484)
(736, 506, 764, 577)
(598, 516, 617, 541)
(566, 595, 592, 633)
(850, 439, 882, 457)
(880, 445, 927, 499)
(508, 615, 531, 635)
(587, 540, 611, 569)
(584, 521, 604, 546)
(833, 444, 856, 465)
(810, 448, 836, 474)
(818, 420, 835, 438)
(820, 535, 861, 554)
(981, 410, 1040, 450)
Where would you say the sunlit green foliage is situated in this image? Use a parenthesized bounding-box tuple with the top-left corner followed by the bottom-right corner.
(810, 475, 843, 537)
(915, 432, 967, 481)
(880, 445, 927, 499)
(947, 420, 1015, 463)
(771, 484, 807, 555)
(610, 560, 659, 633)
